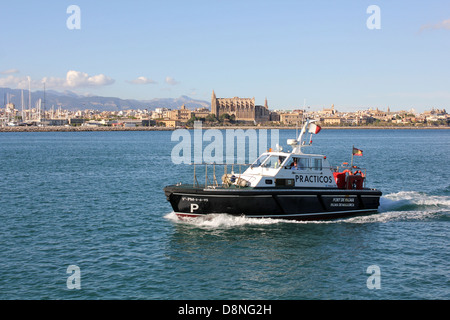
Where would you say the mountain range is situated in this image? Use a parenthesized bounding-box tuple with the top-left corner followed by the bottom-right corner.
(0, 87, 210, 111)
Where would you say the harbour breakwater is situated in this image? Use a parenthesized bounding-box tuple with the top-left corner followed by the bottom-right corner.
(0, 125, 448, 132)
(0, 126, 175, 132)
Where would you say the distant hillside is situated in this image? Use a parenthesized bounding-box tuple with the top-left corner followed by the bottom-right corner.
(0, 87, 210, 111)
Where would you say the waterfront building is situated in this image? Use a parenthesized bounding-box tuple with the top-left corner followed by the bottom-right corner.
(193, 107, 211, 119)
(5, 103, 15, 113)
(322, 116, 343, 126)
(211, 90, 270, 123)
(269, 111, 280, 122)
(319, 104, 337, 116)
(279, 112, 303, 125)
(152, 107, 171, 119)
(158, 120, 182, 128)
(168, 104, 191, 121)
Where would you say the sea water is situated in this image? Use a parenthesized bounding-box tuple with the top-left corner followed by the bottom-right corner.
(0, 129, 448, 299)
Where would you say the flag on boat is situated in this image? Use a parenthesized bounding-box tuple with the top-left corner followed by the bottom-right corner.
(308, 123, 321, 134)
(352, 147, 363, 156)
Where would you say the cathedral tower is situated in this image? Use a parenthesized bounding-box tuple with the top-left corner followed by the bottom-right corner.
(211, 90, 218, 117)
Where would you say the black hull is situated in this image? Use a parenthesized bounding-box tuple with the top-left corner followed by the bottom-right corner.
(164, 185, 382, 221)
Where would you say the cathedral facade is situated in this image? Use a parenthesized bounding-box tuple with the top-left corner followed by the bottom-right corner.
(211, 90, 270, 123)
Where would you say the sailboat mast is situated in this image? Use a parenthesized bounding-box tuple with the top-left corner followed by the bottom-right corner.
(43, 82, 46, 124)
(21, 89, 24, 121)
(28, 76, 31, 112)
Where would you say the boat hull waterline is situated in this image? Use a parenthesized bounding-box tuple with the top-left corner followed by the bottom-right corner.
(164, 185, 382, 221)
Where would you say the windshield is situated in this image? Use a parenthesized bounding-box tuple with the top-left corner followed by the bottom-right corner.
(251, 154, 270, 168)
(261, 155, 287, 169)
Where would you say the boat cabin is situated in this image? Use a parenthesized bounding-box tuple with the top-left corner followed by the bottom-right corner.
(223, 119, 366, 190)
(219, 119, 366, 190)
(238, 151, 337, 188)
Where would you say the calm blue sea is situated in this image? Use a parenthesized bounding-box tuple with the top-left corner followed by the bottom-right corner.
(0, 129, 448, 300)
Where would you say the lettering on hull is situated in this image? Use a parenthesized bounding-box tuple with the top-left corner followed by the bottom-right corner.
(294, 174, 334, 184)
(329, 197, 355, 207)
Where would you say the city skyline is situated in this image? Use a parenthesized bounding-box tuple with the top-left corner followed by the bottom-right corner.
(1, 0, 449, 112)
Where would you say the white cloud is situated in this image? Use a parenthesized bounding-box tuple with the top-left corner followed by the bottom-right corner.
(420, 19, 450, 32)
(127, 76, 157, 85)
(0, 69, 20, 75)
(0, 75, 36, 89)
(41, 76, 67, 88)
(65, 70, 114, 87)
(0, 75, 22, 87)
(165, 76, 180, 85)
(0, 70, 115, 90)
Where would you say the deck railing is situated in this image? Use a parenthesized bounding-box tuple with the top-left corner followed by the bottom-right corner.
(189, 163, 368, 189)
(191, 163, 251, 188)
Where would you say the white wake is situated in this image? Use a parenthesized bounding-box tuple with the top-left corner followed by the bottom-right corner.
(164, 191, 449, 227)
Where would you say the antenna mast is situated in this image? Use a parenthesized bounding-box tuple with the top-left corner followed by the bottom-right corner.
(28, 76, 31, 121)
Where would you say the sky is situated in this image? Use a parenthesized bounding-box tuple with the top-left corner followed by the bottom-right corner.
(0, 0, 449, 112)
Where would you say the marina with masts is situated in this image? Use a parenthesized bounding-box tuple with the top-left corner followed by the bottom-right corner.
(1, 82, 448, 129)
(0, 78, 69, 127)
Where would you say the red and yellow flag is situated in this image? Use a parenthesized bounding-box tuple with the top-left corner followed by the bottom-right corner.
(352, 147, 363, 156)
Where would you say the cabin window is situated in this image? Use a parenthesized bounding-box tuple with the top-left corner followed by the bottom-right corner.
(298, 158, 309, 170)
(251, 154, 270, 168)
(286, 158, 296, 169)
(287, 157, 310, 170)
(265, 179, 273, 185)
(275, 156, 286, 168)
(262, 155, 286, 168)
(287, 157, 300, 170)
(312, 158, 322, 170)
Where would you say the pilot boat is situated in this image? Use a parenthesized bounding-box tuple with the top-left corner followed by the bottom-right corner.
(163, 119, 382, 221)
